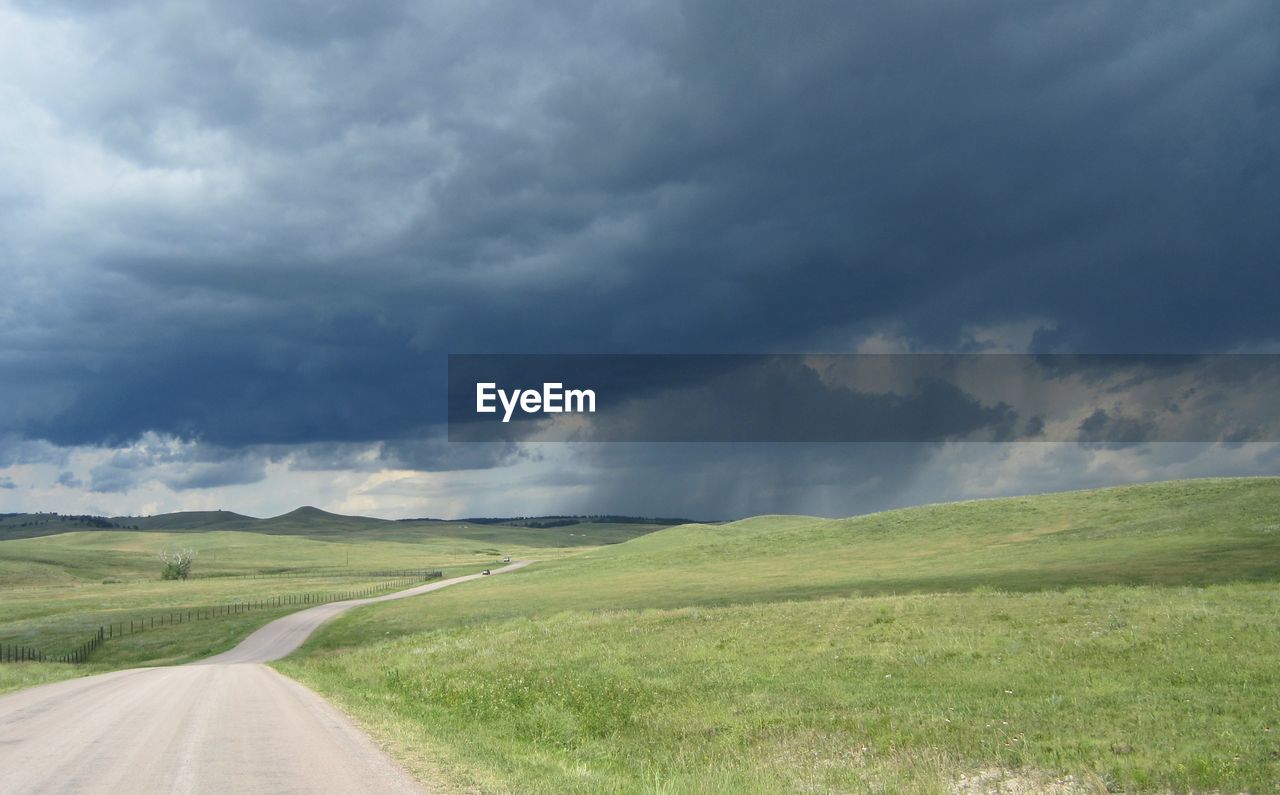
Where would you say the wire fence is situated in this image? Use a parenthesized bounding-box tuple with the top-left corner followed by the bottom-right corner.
(0, 570, 443, 665)
(1, 629, 102, 664)
(188, 568, 449, 581)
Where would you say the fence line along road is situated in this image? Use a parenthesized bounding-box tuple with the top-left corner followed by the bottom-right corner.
(0, 571, 443, 665)
(0, 562, 532, 794)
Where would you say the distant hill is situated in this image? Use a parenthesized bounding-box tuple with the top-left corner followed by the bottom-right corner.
(128, 510, 258, 531)
(0, 512, 143, 539)
(279, 476, 1280, 795)
(402, 514, 702, 528)
(0, 507, 685, 541)
(565, 476, 1280, 597)
(254, 507, 393, 535)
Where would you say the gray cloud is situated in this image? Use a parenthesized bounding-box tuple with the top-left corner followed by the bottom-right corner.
(1077, 409, 1158, 445)
(422, 441, 1280, 520)
(0, 437, 69, 468)
(87, 464, 135, 494)
(276, 438, 523, 473)
(158, 459, 268, 491)
(559, 442, 941, 519)
(81, 434, 269, 493)
(2, 1, 1277, 515)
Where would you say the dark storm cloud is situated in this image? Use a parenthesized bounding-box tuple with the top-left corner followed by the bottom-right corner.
(374, 438, 527, 472)
(2, 0, 1278, 469)
(451, 354, 1023, 442)
(449, 354, 1280, 443)
(87, 464, 136, 494)
(80, 435, 268, 493)
(0, 437, 68, 469)
(158, 458, 268, 491)
(550, 442, 943, 519)
(1076, 409, 1157, 445)
(275, 438, 522, 472)
(21, 308, 439, 447)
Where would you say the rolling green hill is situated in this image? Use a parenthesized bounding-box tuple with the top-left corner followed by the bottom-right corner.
(1, 507, 679, 543)
(0, 509, 670, 692)
(279, 477, 1280, 794)
(0, 515, 668, 587)
(295, 476, 1280, 639)
(127, 509, 257, 531)
(5, 478, 1278, 791)
(0, 513, 142, 539)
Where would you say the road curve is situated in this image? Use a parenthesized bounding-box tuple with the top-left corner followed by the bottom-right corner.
(0, 561, 531, 794)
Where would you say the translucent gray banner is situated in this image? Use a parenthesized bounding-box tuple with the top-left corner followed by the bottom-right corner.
(447, 354, 1280, 443)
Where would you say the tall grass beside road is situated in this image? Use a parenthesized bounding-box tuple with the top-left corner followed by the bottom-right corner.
(279, 478, 1280, 793)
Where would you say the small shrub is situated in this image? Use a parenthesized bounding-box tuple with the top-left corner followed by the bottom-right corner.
(158, 548, 198, 580)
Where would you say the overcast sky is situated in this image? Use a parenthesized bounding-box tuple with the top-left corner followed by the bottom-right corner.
(2, 1, 1278, 519)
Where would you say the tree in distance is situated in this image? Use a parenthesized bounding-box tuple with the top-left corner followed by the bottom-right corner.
(158, 548, 197, 580)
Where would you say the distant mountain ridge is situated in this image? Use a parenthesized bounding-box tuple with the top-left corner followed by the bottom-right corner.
(0, 507, 689, 540)
(401, 514, 702, 527)
(0, 513, 140, 538)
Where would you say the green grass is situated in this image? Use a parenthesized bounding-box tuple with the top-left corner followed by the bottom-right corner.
(0, 662, 79, 697)
(0, 520, 663, 587)
(295, 477, 1280, 648)
(0, 571, 479, 696)
(1, 507, 671, 544)
(0, 574, 441, 657)
(276, 477, 1280, 793)
(0, 513, 661, 694)
(280, 585, 1280, 794)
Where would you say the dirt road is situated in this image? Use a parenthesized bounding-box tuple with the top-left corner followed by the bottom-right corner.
(0, 561, 531, 794)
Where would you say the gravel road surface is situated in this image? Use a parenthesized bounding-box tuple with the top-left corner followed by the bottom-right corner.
(0, 561, 531, 794)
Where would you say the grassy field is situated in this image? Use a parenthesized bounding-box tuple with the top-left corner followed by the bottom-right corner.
(0, 506, 673, 545)
(276, 478, 1280, 794)
(0, 514, 665, 694)
(1, 574, 438, 658)
(0, 516, 667, 587)
(0, 572, 472, 696)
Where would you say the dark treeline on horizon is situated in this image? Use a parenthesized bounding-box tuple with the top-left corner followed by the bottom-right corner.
(1, 512, 133, 529)
(398, 514, 703, 527)
(2, 510, 701, 528)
